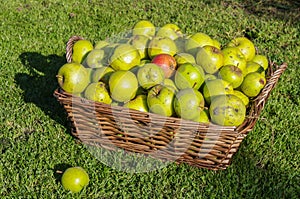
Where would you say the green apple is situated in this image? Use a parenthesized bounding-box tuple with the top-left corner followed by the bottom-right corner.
(209, 94, 246, 126)
(84, 82, 112, 104)
(72, 40, 93, 64)
(163, 78, 178, 92)
(83, 49, 108, 68)
(196, 45, 224, 74)
(218, 65, 244, 88)
(203, 79, 234, 105)
(147, 36, 178, 59)
(156, 23, 183, 40)
(174, 88, 205, 120)
(91, 66, 114, 84)
(192, 109, 210, 124)
(251, 54, 269, 70)
(222, 47, 247, 75)
(109, 44, 141, 71)
(185, 32, 214, 56)
(240, 72, 266, 98)
(245, 61, 265, 75)
(61, 167, 89, 193)
(147, 84, 175, 117)
(174, 52, 196, 65)
(94, 40, 109, 49)
(227, 37, 256, 61)
(132, 20, 156, 38)
(174, 63, 205, 90)
(137, 63, 165, 89)
(232, 90, 249, 107)
(204, 74, 217, 81)
(130, 34, 150, 60)
(109, 70, 138, 102)
(56, 62, 90, 94)
(124, 94, 149, 112)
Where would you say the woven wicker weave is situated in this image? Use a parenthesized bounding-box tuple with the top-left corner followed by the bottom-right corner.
(54, 36, 287, 170)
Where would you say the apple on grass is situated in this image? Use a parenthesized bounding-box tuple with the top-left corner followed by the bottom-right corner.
(147, 84, 175, 117)
(61, 167, 89, 193)
(56, 62, 90, 94)
(151, 53, 177, 78)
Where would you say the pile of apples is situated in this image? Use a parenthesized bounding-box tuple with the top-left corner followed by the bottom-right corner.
(57, 20, 269, 127)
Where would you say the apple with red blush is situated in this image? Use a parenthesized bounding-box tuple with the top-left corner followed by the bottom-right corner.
(151, 54, 177, 78)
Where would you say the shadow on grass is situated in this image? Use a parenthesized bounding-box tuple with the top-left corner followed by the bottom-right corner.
(52, 163, 73, 184)
(201, 0, 299, 25)
(15, 52, 68, 127)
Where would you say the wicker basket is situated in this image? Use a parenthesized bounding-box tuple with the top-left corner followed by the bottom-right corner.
(54, 36, 287, 170)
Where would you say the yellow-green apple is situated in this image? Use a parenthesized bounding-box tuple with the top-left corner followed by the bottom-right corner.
(227, 37, 256, 61)
(132, 20, 156, 38)
(203, 79, 234, 105)
(174, 63, 205, 90)
(156, 23, 183, 40)
(232, 90, 249, 107)
(218, 65, 244, 88)
(185, 32, 214, 56)
(130, 34, 150, 60)
(91, 66, 114, 84)
(72, 40, 93, 64)
(209, 94, 246, 126)
(147, 84, 175, 117)
(109, 70, 138, 102)
(84, 82, 112, 104)
(174, 52, 196, 65)
(240, 72, 266, 97)
(196, 45, 224, 74)
(173, 88, 205, 120)
(148, 36, 178, 59)
(137, 63, 165, 89)
(56, 62, 90, 94)
(251, 54, 269, 70)
(124, 94, 149, 112)
(109, 44, 141, 70)
(61, 167, 89, 193)
(222, 47, 247, 75)
(83, 49, 107, 68)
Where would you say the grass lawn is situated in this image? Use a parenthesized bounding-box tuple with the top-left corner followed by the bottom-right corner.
(0, 0, 299, 198)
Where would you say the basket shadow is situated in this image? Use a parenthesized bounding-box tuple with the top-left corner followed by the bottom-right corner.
(15, 52, 68, 127)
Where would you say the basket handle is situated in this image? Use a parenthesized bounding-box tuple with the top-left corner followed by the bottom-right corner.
(256, 62, 288, 108)
(66, 35, 85, 63)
